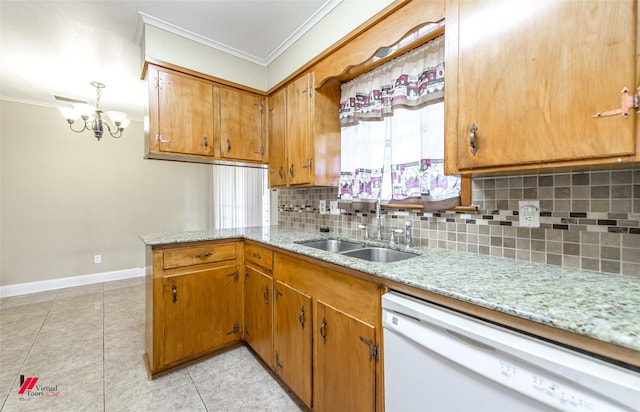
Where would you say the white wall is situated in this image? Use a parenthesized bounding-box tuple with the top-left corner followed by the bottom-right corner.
(0, 101, 214, 287)
(143, 25, 268, 91)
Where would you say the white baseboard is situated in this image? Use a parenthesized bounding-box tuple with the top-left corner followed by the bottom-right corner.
(0, 267, 145, 298)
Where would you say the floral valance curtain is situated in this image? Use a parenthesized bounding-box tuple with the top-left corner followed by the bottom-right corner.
(338, 35, 460, 202)
(339, 36, 445, 127)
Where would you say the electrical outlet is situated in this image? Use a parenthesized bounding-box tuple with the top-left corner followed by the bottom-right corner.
(319, 200, 327, 214)
(94, 255, 102, 264)
(519, 200, 540, 228)
(329, 201, 340, 215)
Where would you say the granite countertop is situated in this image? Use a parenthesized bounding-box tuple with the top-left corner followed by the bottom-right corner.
(141, 225, 640, 354)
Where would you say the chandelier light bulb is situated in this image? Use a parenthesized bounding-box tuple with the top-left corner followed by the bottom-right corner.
(59, 106, 80, 123)
(106, 111, 127, 125)
(72, 103, 96, 119)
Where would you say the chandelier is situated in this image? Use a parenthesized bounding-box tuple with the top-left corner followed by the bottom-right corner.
(58, 82, 129, 140)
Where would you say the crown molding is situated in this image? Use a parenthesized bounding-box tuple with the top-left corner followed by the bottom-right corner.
(136, 0, 342, 67)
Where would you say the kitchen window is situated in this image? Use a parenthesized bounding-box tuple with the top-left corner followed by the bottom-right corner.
(338, 35, 459, 203)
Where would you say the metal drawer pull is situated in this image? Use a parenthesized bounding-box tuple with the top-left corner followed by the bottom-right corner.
(299, 306, 306, 329)
(469, 123, 478, 155)
(194, 252, 213, 259)
(172, 285, 177, 303)
(253, 252, 261, 259)
(320, 317, 327, 344)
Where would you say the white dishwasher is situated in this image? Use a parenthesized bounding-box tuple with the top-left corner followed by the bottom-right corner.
(382, 292, 640, 412)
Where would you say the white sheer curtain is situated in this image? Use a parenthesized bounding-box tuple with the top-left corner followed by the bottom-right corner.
(338, 35, 459, 202)
(212, 165, 269, 229)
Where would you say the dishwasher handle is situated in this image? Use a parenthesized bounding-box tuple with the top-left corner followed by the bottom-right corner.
(445, 328, 496, 352)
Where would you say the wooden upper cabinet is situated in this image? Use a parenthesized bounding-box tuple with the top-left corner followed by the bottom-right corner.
(267, 72, 341, 188)
(286, 74, 314, 186)
(219, 87, 266, 163)
(148, 65, 215, 157)
(445, 0, 638, 174)
(268, 87, 288, 187)
(145, 63, 268, 164)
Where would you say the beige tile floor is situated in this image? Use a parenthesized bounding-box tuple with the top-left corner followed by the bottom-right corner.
(0, 277, 303, 411)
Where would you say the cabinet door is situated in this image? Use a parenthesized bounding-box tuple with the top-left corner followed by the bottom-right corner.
(162, 266, 240, 366)
(315, 301, 376, 412)
(286, 74, 313, 185)
(156, 68, 215, 157)
(273, 280, 312, 408)
(268, 88, 288, 187)
(219, 87, 266, 162)
(449, 0, 636, 171)
(244, 266, 273, 367)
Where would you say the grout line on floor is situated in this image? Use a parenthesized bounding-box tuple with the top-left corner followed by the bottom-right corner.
(186, 365, 208, 411)
(0, 288, 60, 411)
(101, 282, 107, 412)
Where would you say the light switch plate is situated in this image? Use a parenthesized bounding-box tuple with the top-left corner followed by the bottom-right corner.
(519, 200, 540, 228)
(329, 201, 340, 215)
(319, 200, 327, 215)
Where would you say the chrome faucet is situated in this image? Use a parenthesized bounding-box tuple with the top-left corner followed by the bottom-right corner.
(375, 198, 382, 240)
(358, 224, 369, 239)
(389, 228, 403, 246)
(405, 220, 412, 248)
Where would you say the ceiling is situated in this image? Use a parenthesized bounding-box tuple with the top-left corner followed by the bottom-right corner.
(0, 0, 339, 120)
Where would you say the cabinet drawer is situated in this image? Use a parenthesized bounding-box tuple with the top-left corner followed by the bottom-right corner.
(245, 244, 273, 271)
(163, 243, 237, 270)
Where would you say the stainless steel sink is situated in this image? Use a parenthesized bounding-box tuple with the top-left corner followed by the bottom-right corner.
(297, 239, 365, 253)
(297, 239, 417, 263)
(340, 247, 417, 263)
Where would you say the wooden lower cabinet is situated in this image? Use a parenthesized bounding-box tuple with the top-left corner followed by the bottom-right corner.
(274, 253, 382, 411)
(162, 266, 241, 366)
(145, 241, 243, 377)
(273, 280, 313, 408)
(244, 265, 273, 367)
(147, 240, 382, 410)
(315, 301, 377, 412)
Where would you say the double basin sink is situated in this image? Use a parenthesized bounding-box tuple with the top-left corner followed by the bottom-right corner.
(297, 239, 417, 263)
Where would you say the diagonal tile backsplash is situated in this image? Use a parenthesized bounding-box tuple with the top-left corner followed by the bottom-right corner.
(276, 169, 639, 277)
